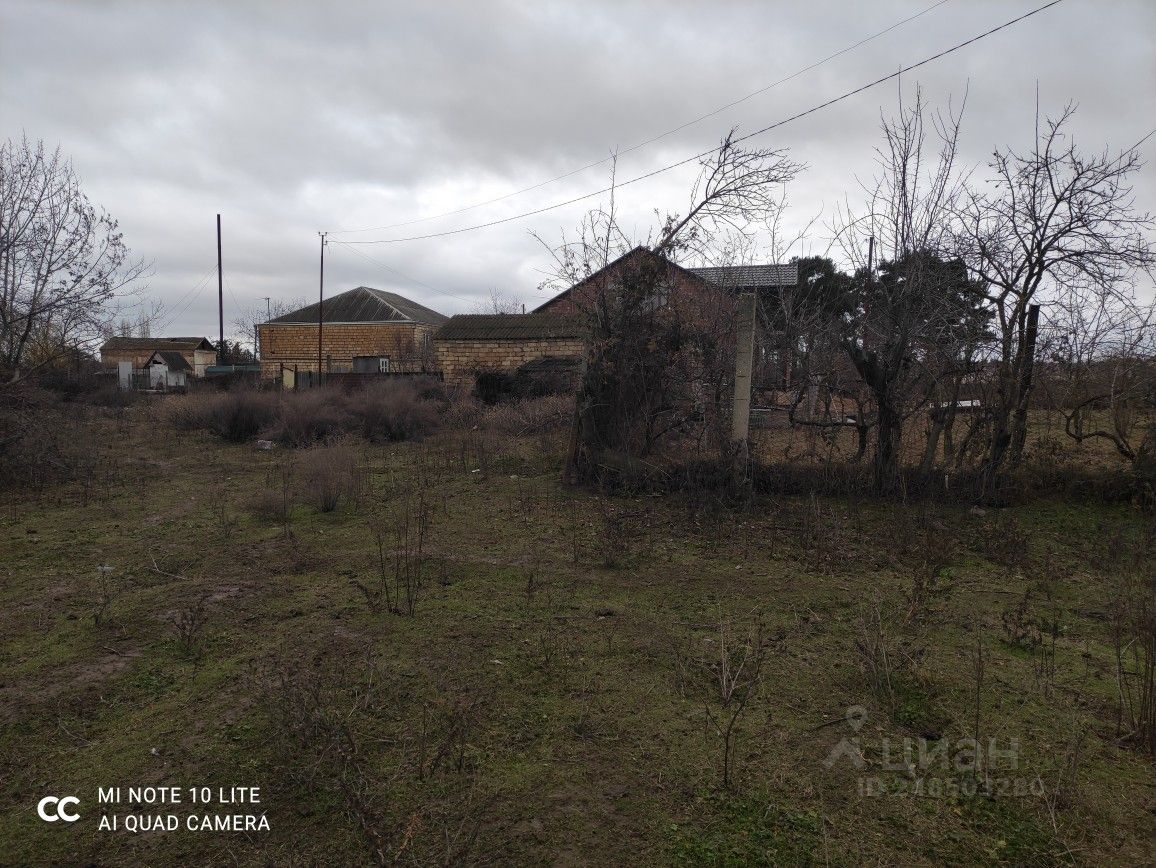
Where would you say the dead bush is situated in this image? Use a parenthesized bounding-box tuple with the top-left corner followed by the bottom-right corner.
(356, 482, 434, 615)
(275, 389, 351, 446)
(1112, 570, 1156, 756)
(350, 380, 440, 442)
(0, 387, 110, 491)
(168, 594, 210, 658)
(300, 436, 364, 513)
(256, 653, 490, 866)
(441, 391, 484, 430)
(158, 393, 216, 431)
(478, 395, 573, 435)
(248, 459, 295, 525)
(207, 389, 278, 442)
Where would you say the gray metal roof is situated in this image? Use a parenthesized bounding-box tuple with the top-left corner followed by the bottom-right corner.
(434, 314, 586, 341)
(689, 264, 798, 289)
(267, 286, 448, 325)
(101, 336, 214, 352)
(145, 349, 193, 371)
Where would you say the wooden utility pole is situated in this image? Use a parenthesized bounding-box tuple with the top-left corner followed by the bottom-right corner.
(216, 214, 224, 365)
(317, 232, 327, 383)
(730, 292, 758, 491)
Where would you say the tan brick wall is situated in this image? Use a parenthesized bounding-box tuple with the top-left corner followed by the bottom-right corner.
(102, 347, 207, 375)
(434, 337, 586, 387)
(258, 323, 436, 379)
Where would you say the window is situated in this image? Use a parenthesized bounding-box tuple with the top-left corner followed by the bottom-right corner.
(352, 355, 391, 374)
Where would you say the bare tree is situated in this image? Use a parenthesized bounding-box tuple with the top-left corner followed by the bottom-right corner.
(655, 130, 804, 260)
(470, 288, 522, 315)
(232, 297, 307, 356)
(955, 105, 1156, 483)
(1040, 284, 1156, 468)
(0, 136, 148, 382)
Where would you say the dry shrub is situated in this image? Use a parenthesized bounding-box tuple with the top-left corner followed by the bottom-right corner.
(0, 387, 109, 491)
(299, 436, 363, 512)
(275, 389, 351, 446)
(1113, 569, 1156, 756)
(441, 391, 484, 430)
(478, 395, 573, 435)
(248, 459, 295, 524)
(209, 389, 279, 442)
(158, 389, 277, 442)
(159, 392, 216, 431)
(350, 380, 440, 442)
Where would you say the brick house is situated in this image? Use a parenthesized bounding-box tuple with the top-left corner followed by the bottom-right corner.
(433, 314, 587, 388)
(100, 336, 217, 377)
(534, 247, 797, 318)
(257, 286, 448, 379)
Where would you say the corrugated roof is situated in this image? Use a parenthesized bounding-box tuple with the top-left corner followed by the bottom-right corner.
(434, 314, 587, 341)
(145, 350, 192, 371)
(267, 286, 448, 325)
(101, 336, 214, 352)
(689, 264, 798, 289)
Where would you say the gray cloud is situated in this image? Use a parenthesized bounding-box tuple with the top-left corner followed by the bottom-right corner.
(2, 0, 1153, 338)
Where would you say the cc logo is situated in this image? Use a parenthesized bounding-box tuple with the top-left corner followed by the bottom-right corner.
(37, 796, 80, 823)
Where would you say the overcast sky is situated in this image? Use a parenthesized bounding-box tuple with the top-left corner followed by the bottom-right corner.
(2, 0, 1153, 341)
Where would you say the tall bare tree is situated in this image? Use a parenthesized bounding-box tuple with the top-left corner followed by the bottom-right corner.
(0, 136, 147, 382)
(955, 106, 1156, 483)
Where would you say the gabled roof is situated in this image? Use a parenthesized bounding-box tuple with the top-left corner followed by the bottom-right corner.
(532, 246, 718, 313)
(266, 286, 448, 326)
(435, 314, 587, 342)
(101, 336, 215, 352)
(689, 263, 798, 289)
(144, 349, 193, 371)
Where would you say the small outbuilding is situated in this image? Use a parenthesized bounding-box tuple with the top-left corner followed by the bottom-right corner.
(101, 337, 217, 377)
(433, 314, 587, 389)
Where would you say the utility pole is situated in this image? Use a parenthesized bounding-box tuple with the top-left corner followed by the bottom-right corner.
(317, 232, 327, 383)
(216, 214, 224, 366)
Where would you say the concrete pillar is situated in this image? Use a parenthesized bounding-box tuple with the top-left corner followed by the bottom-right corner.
(730, 293, 757, 493)
(731, 293, 757, 443)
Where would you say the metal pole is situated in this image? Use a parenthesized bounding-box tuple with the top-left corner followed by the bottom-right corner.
(216, 214, 224, 365)
(317, 232, 327, 384)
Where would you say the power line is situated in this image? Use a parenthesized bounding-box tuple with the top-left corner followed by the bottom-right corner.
(341, 0, 1065, 247)
(327, 240, 475, 305)
(328, 0, 953, 235)
(156, 266, 218, 332)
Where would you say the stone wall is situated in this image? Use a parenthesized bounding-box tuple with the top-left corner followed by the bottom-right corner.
(102, 348, 206, 375)
(434, 337, 586, 387)
(258, 323, 436, 379)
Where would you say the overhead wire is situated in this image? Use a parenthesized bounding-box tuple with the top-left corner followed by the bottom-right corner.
(328, 0, 954, 235)
(156, 265, 218, 332)
(340, 0, 1066, 247)
(327, 239, 475, 305)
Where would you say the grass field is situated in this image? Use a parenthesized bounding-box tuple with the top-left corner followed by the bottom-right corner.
(0, 402, 1153, 866)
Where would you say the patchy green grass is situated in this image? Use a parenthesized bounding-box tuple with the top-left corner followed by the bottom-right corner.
(0, 408, 1153, 865)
